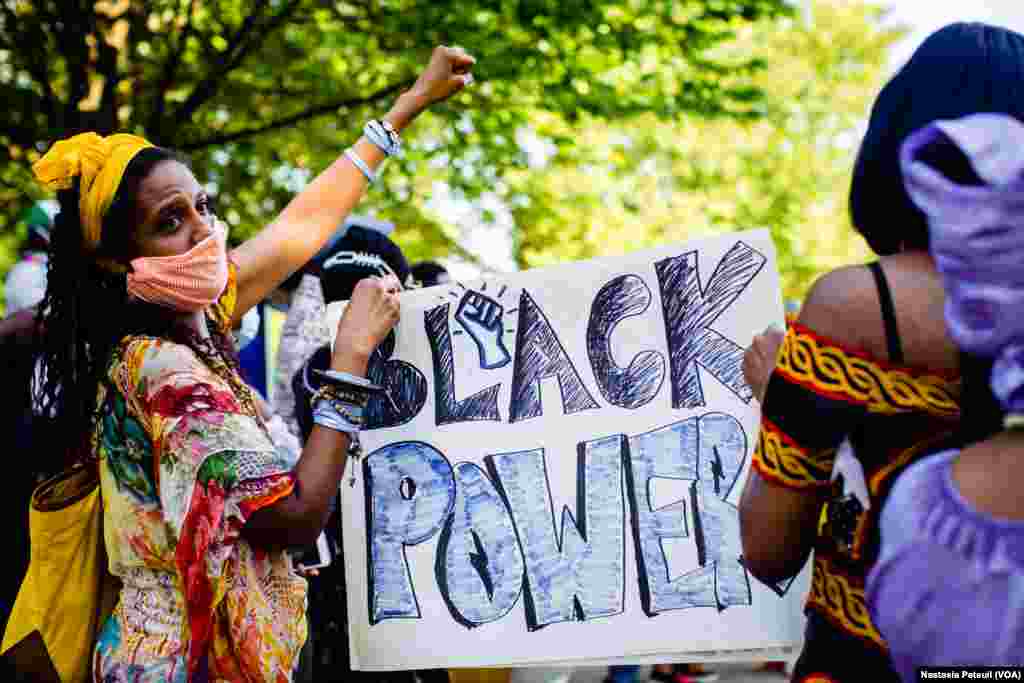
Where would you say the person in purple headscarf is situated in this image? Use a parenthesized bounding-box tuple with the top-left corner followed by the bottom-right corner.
(866, 113, 1024, 676)
(739, 22, 1024, 683)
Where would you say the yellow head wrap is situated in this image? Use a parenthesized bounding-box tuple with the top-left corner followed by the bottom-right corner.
(32, 132, 154, 251)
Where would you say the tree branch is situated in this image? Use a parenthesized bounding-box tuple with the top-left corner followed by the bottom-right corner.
(1, 7, 58, 127)
(172, 0, 304, 128)
(59, 0, 94, 131)
(148, 0, 198, 136)
(169, 0, 271, 126)
(0, 110, 42, 148)
(249, 81, 320, 98)
(180, 78, 414, 151)
(95, 20, 123, 133)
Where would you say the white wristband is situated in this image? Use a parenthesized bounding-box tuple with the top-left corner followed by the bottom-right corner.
(364, 119, 402, 157)
(344, 148, 376, 184)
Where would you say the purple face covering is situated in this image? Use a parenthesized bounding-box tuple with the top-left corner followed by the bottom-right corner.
(901, 113, 1024, 414)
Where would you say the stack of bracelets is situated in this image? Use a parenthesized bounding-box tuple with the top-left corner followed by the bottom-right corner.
(344, 119, 402, 184)
(311, 369, 384, 473)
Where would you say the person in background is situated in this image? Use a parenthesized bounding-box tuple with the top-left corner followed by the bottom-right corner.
(604, 664, 641, 683)
(233, 307, 301, 468)
(268, 212, 397, 317)
(649, 663, 718, 683)
(271, 220, 409, 441)
(739, 22, 1024, 683)
(0, 315, 55, 669)
(290, 344, 418, 683)
(235, 304, 270, 393)
(0, 202, 58, 662)
(866, 113, 1024, 673)
(410, 259, 451, 287)
(283, 224, 452, 683)
(5, 200, 55, 314)
(320, 222, 415, 300)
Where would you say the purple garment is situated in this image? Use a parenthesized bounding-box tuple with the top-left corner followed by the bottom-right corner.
(867, 450, 1024, 678)
(873, 114, 1024, 676)
(901, 113, 1024, 413)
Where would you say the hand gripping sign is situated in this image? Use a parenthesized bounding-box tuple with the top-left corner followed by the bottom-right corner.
(325, 230, 808, 671)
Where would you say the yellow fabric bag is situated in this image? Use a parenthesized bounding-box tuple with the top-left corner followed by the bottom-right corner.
(2, 464, 120, 683)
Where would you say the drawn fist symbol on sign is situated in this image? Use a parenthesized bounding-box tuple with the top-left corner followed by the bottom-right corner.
(455, 290, 512, 370)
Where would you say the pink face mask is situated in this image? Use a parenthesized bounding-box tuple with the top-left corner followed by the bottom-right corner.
(126, 220, 229, 312)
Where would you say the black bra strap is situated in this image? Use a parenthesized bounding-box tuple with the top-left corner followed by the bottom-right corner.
(868, 261, 904, 365)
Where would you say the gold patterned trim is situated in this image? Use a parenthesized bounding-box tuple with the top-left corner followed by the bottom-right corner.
(753, 418, 836, 489)
(807, 556, 885, 650)
(777, 324, 959, 418)
(208, 260, 238, 335)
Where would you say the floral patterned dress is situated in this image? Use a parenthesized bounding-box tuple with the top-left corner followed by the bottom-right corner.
(92, 267, 308, 682)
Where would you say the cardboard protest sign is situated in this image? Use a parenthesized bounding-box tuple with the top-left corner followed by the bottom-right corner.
(325, 229, 809, 670)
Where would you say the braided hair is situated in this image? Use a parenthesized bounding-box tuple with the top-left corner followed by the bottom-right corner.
(33, 147, 241, 472)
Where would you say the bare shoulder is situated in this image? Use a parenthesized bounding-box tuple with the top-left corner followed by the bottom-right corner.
(952, 432, 1024, 520)
(798, 264, 884, 353)
(798, 253, 954, 370)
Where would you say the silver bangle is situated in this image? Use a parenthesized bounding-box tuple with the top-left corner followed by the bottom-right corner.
(313, 369, 384, 393)
(344, 148, 376, 184)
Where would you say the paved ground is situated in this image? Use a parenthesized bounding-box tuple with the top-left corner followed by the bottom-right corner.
(513, 663, 790, 683)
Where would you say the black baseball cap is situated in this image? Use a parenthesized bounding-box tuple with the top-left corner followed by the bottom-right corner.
(318, 224, 412, 303)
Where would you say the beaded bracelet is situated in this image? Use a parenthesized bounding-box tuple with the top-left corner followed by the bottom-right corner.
(315, 394, 365, 428)
(312, 383, 372, 411)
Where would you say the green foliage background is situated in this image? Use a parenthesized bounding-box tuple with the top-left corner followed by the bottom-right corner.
(0, 0, 901, 308)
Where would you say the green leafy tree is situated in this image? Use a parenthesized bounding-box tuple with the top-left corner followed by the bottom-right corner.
(0, 0, 790, 260)
(508, 0, 901, 299)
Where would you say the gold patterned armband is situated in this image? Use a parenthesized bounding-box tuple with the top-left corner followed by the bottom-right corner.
(807, 557, 885, 650)
(752, 418, 836, 489)
(776, 324, 959, 418)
